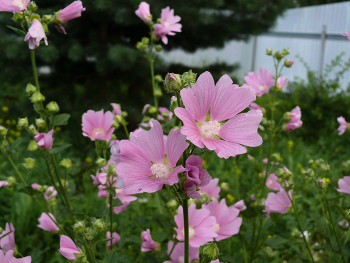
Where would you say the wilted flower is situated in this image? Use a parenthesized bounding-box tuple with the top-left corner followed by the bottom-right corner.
(24, 19, 48, 50)
(285, 106, 303, 131)
(44, 186, 57, 200)
(106, 231, 120, 250)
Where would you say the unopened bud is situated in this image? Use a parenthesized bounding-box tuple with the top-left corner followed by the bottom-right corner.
(60, 158, 73, 169)
(164, 73, 182, 92)
(282, 48, 290, 55)
(73, 221, 86, 234)
(30, 14, 40, 23)
(320, 163, 330, 173)
(136, 42, 146, 50)
(271, 153, 281, 162)
(22, 158, 36, 170)
(96, 157, 107, 167)
(200, 242, 220, 260)
(284, 59, 293, 68)
(266, 48, 273, 56)
(26, 83, 37, 96)
(166, 199, 177, 208)
(0, 126, 8, 136)
(17, 117, 28, 128)
(161, 111, 170, 119)
(249, 194, 256, 203)
(27, 1, 38, 11)
(170, 96, 178, 112)
(155, 45, 162, 52)
(274, 51, 285, 60)
(154, 88, 162, 97)
(148, 106, 157, 114)
(92, 218, 106, 232)
(35, 118, 45, 128)
(301, 168, 314, 178)
(317, 179, 327, 189)
(46, 101, 60, 113)
(30, 91, 45, 103)
(7, 176, 16, 186)
(84, 228, 95, 241)
(155, 75, 162, 83)
(42, 15, 53, 24)
(141, 37, 149, 45)
(27, 124, 37, 135)
(41, 23, 49, 35)
(220, 182, 229, 192)
(13, 12, 25, 23)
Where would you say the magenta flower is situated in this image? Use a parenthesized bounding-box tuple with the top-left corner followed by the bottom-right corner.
(31, 183, 40, 189)
(135, 2, 151, 23)
(44, 186, 57, 200)
(266, 173, 281, 191)
(37, 213, 59, 232)
(0, 250, 31, 263)
(175, 71, 263, 159)
(58, 235, 81, 260)
(339, 220, 349, 227)
(24, 19, 48, 50)
(286, 106, 303, 131)
(34, 129, 53, 150)
(244, 67, 274, 96)
(263, 188, 292, 217)
(342, 31, 350, 41)
(106, 231, 120, 250)
(174, 203, 217, 247)
(277, 76, 288, 89)
(0, 181, 9, 188)
(0, 223, 15, 253)
(58, 1, 85, 23)
(199, 178, 220, 199)
(110, 103, 121, 116)
(141, 229, 159, 252)
(184, 155, 211, 199)
(232, 200, 247, 211)
(203, 199, 242, 241)
(337, 116, 348, 135)
(0, 0, 30, 12)
(154, 6, 181, 44)
(113, 188, 137, 214)
(116, 120, 188, 193)
(164, 241, 199, 263)
(289, 60, 294, 66)
(82, 110, 115, 141)
(337, 176, 350, 195)
(91, 172, 107, 185)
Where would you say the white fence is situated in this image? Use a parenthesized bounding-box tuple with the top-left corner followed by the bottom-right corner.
(159, 1, 350, 89)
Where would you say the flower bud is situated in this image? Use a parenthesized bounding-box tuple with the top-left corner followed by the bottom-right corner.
(73, 221, 86, 234)
(283, 111, 291, 121)
(92, 218, 106, 232)
(0, 126, 8, 136)
(7, 176, 16, 186)
(42, 15, 53, 24)
(60, 158, 73, 169)
(13, 12, 25, 23)
(317, 179, 327, 189)
(182, 70, 197, 88)
(30, 14, 40, 23)
(155, 75, 163, 83)
(274, 51, 285, 60)
(141, 37, 149, 45)
(154, 88, 162, 97)
(249, 194, 256, 203)
(266, 48, 273, 56)
(96, 157, 107, 167)
(46, 101, 60, 113)
(200, 242, 220, 260)
(148, 106, 157, 114)
(17, 117, 28, 129)
(84, 228, 95, 241)
(27, 124, 37, 135)
(155, 45, 162, 52)
(220, 182, 229, 192)
(301, 168, 314, 178)
(136, 42, 147, 50)
(30, 91, 45, 103)
(271, 153, 282, 162)
(282, 48, 290, 55)
(22, 158, 36, 170)
(161, 111, 170, 119)
(28, 1, 38, 11)
(75, 251, 88, 263)
(35, 118, 46, 128)
(170, 96, 178, 112)
(164, 73, 182, 92)
(166, 199, 177, 208)
(284, 59, 293, 68)
(320, 163, 330, 173)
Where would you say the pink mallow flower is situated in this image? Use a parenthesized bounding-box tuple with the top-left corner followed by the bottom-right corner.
(141, 229, 159, 252)
(34, 129, 53, 150)
(232, 200, 246, 211)
(203, 199, 242, 241)
(116, 120, 188, 193)
(342, 31, 350, 41)
(31, 183, 40, 189)
(184, 155, 212, 199)
(113, 188, 137, 214)
(199, 178, 220, 199)
(337, 116, 348, 135)
(58, 235, 81, 261)
(244, 67, 274, 96)
(174, 203, 217, 247)
(266, 173, 281, 191)
(0, 0, 30, 12)
(135, 2, 151, 23)
(164, 241, 199, 263)
(37, 213, 59, 232)
(339, 220, 349, 227)
(286, 106, 303, 131)
(58, 1, 85, 23)
(82, 110, 115, 141)
(0, 181, 9, 188)
(106, 231, 120, 250)
(0, 250, 31, 263)
(277, 76, 288, 89)
(158, 107, 173, 121)
(249, 103, 262, 111)
(0, 223, 15, 253)
(263, 188, 292, 217)
(111, 103, 121, 116)
(44, 186, 57, 200)
(175, 71, 263, 159)
(24, 19, 48, 50)
(337, 176, 350, 195)
(154, 6, 182, 44)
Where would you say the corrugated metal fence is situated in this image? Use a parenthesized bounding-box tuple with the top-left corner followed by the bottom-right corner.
(159, 1, 350, 88)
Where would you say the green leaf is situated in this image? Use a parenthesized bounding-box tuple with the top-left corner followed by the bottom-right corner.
(7, 25, 26, 36)
(343, 240, 350, 263)
(105, 187, 117, 196)
(53, 114, 70, 126)
(69, 164, 97, 179)
(118, 236, 140, 249)
(328, 195, 344, 202)
(265, 236, 288, 249)
(99, 251, 119, 263)
(192, 148, 210, 155)
(48, 144, 71, 154)
(18, 186, 41, 196)
(9, 138, 22, 151)
(95, 238, 113, 245)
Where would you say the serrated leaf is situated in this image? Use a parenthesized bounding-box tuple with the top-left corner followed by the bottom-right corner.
(7, 25, 26, 36)
(48, 144, 71, 154)
(18, 186, 41, 196)
(53, 114, 70, 126)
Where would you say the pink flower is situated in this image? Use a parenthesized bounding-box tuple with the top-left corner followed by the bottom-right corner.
(277, 76, 288, 89)
(116, 120, 188, 193)
(289, 60, 294, 66)
(154, 6, 182, 44)
(164, 241, 199, 263)
(34, 129, 53, 150)
(0, 250, 31, 263)
(37, 213, 59, 232)
(337, 176, 350, 195)
(0, 181, 9, 188)
(31, 183, 40, 189)
(98, 185, 107, 198)
(232, 200, 246, 211)
(175, 71, 263, 159)
(203, 199, 242, 241)
(174, 203, 217, 247)
(44, 186, 57, 200)
(337, 116, 348, 135)
(24, 19, 48, 50)
(110, 103, 121, 116)
(141, 229, 159, 252)
(342, 31, 350, 41)
(0, 223, 15, 253)
(339, 220, 349, 227)
(109, 139, 119, 147)
(106, 231, 120, 250)
(158, 107, 173, 121)
(266, 173, 281, 191)
(135, 2, 151, 23)
(184, 155, 212, 199)
(0, 0, 30, 12)
(91, 172, 107, 185)
(113, 188, 137, 214)
(82, 110, 115, 141)
(263, 188, 292, 217)
(244, 67, 274, 96)
(249, 103, 262, 111)
(58, 1, 85, 23)
(286, 106, 303, 131)
(199, 178, 220, 199)
(58, 235, 81, 261)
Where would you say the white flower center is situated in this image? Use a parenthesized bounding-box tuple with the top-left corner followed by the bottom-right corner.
(92, 127, 104, 138)
(212, 223, 220, 233)
(163, 21, 170, 28)
(181, 227, 195, 238)
(201, 121, 221, 137)
(12, 0, 26, 9)
(178, 256, 184, 263)
(151, 163, 169, 179)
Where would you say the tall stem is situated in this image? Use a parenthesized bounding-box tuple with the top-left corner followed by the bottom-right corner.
(51, 154, 71, 210)
(109, 193, 113, 238)
(30, 49, 40, 91)
(6, 153, 27, 186)
(149, 33, 158, 112)
(183, 198, 189, 263)
(84, 243, 97, 263)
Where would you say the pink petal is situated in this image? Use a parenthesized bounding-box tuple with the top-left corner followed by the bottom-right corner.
(202, 137, 247, 159)
(166, 128, 189, 168)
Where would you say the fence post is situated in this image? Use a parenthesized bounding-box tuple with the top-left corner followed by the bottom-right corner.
(319, 24, 327, 77)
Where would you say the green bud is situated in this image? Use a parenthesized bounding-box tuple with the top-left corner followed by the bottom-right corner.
(136, 42, 147, 51)
(182, 70, 197, 88)
(200, 242, 220, 260)
(17, 117, 28, 129)
(84, 228, 95, 241)
(161, 111, 170, 119)
(114, 115, 122, 123)
(107, 164, 116, 176)
(141, 37, 149, 45)
(0, 126, 8, 136)
(92, 218, 106, 232)
(317, 179, 327, 189)
(274, 51, 285, 61)
(96, 157, 107, 167)
(75, 251, 88, 263)
(320, 163, 330, 173)
(154, 88, 162, 97)
(30, 91, 45, 103)
(27, 124, 37, 135)
(266, 48, 273, 56)
(111, 134, 117, 140)
(283, 111, 291, 121)
(155, 75, 163, 83)
(13, 12, 25, 23)
(35, 118, 45, 128)
(170, 96, 178, 112)
(7, 176, 16, 186)
(0, 227, 3, 234)
(26, 83, 37, 96)
(220, 182, 229, 192)
(271, 153, 281, 162)
(155, 45, 162, 52)
(22, 158, 36, 170)
(301, 168, 314, 178)
(1, 141, 9, 149)
(284, 59, 292, 68)
(42, 15, 53, 24)
(60, 158, 73, 169)
(28, 1, 38, 11)
(30, 14, 41, 23)
(164, 73, 182, 92)
(46, 101, 60, 113)
(122, 111, 128, 117)
(315, 158, 325, 166)
(148, 106, 157, 114)
(73, 221, 86, 234)
(112, 122, 120, 129)
(166, 199, 177, 208)
(282, 48, 290, 55)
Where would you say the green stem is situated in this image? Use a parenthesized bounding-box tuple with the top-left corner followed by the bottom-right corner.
(5, 153, 27, 186)
(183, 198, 189, 263)
(109, 192, 113, 237)
(122, 122, 129, 139)
(149, 31, 158, 112)
(84, 243, 97, 263)
(30, 49, 40, 91)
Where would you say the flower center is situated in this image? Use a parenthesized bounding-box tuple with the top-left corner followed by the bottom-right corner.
(181, 227, 195, 238)
(201, 121, 221, 137)
(92, 127, 104, 138)
(150, 163, 169, 179)
(163, 21, 170, 28)
(12, 0, 26, 9)
(212, 223, 220, 233)
(178, 256, 184, 263)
